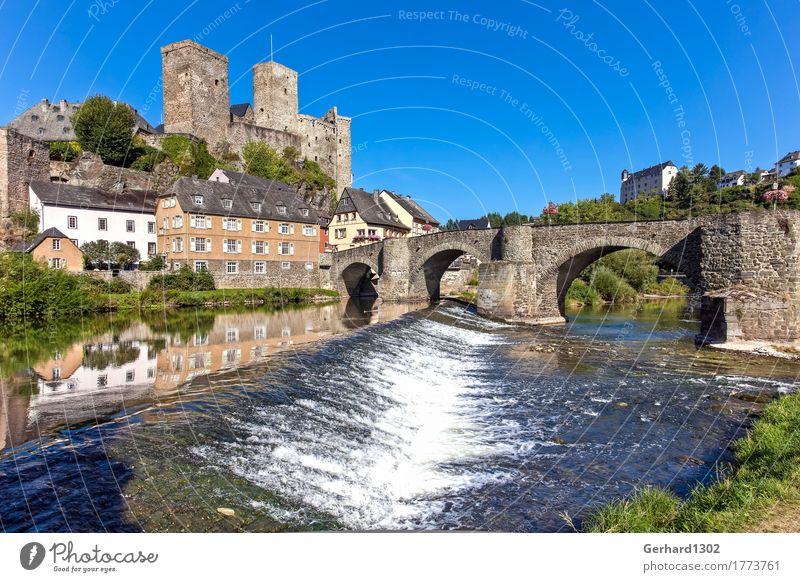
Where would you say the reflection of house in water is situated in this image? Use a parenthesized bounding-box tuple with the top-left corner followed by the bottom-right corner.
(2, 301, 424, 452)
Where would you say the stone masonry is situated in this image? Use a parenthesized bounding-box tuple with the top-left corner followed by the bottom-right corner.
(161, 40, 352, 194)
(328, 211, 800, 344)
(0, 128, 49, 240)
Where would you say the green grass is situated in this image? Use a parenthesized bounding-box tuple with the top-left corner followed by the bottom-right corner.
(96, 287, 339, 313)
(580, 392, 800, 532)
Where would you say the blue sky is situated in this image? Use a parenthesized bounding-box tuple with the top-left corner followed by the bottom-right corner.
(1, 0, 798, 223)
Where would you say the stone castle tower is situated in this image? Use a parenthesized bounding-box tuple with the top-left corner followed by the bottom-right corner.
(161, 40, 352, 194)
(0, 127, 49, 225)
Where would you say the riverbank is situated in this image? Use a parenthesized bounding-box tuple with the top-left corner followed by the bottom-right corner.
(579, 391, 800, 532)
(706, 339, 800, 361)
(98, 287, 339, 312)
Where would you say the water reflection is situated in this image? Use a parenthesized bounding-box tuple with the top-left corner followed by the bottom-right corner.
(0, 299, 422, 455)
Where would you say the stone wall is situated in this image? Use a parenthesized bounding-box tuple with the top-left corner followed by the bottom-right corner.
(211, 260, 321, 289)
(50, 152, 178, 193)
(86, 270, 160, 290)
(0, 128, 50, 221)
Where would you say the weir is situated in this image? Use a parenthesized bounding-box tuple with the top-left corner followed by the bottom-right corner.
(329, 210, 800, 344)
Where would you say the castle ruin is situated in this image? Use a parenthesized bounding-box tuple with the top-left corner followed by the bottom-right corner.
(160, 40, 352, 194)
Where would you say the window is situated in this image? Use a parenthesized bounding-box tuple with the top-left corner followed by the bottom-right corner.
(98, 217, 108, 230)
(163, 217, 169, 230)
(224, 239, 241, 253)
(194, 261, 208, 272)
(223, 218, 240, 231)
(300, 208, 309, 216)
(222, 199, 233, 210)
(251, 202, 262, 212)
(252, 220, 267, 232)
(127, 241, 136, 249)
(126, 220, 135, 232)
(172, 262, 182, 271)
(335, 228, 346, 239)
(48, 258, 63, 269)
(67, 216, 77, 229)
(302, 225, 316, 236)
(356, 229, 365, 237)
(305, 262, 314, 270)
(52, 239, 61, 250)
(278, 223, 293, 235)
(253, 261, 266, 274)
(277, 205, 287, 214)
(147, 221, 155, 234)
(278, 242, 294, 255)
(252, 240, 268, 254)
(126, 370, 135, 383)
(97, 375, 108, 387)
(281, 261, 291, 270)
(172, 215, 183, 228)
(254, 326, 266, 339)
(194, 195, 204, 205)
(337, 215, 341, 222)
(172, 237, 184, 252)
(148, 242, 157, 256)
(191, 215, 210, 229)
(71, 239, 78, 246)
(190, 237, 210, 252)
(225, 261, 239, 274)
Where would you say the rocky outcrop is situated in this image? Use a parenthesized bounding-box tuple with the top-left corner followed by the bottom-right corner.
(49, 152, 178, 193)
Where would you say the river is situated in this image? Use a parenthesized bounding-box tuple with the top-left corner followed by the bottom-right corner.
(0, 299, 797, 532)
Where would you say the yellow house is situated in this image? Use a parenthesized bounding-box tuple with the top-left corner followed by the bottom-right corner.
(377, 190, 439, 236)
(328, 187, 409, 251)
(15, 227, 83, 272)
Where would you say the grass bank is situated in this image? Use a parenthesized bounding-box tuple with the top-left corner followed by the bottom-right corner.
(578, 392, 800, 532)
(98, 287, 339, 312)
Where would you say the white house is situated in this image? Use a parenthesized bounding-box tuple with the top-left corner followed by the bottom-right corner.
(29, 181, 157, 260)
(619, 161, 678, 204)
(717, 170, 747, 189)
(776, 151, 800, 177)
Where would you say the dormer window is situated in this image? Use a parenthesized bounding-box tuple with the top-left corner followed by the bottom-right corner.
(222, 199, 233, 210)
(194, 195, 204, 205)
(300, 208, 309, 217)
(277, 205, 287, 215)
(251, 202, 261, 212)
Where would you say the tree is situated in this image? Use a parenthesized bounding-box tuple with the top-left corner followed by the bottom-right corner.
(486, 212, 503, 228)
(109, 242, 140, 269)
(81, 240, 112, 269)
(668, 171, 692, 208)
(708, 164, 725, 184)
(443, 219, 459, 231)
(10, 208, 39, 242)
(161, 135, 218, 179)
(503, 211, 529, 225)
(72, 95, 136, 166)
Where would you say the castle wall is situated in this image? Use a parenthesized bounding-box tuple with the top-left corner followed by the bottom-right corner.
(161, 40, 230, 149)
(0, 128, 50, 221)
(335, 116, 352, 193)
(253, 62, 298, 134)
(297, 114, 338, 178)
(224, 122, 302, 157)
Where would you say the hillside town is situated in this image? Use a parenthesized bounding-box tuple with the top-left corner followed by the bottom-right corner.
(0, 38, 798, 291)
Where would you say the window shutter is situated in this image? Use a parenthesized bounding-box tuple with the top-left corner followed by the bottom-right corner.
(206, 217, 211, 229)
(190, 215, 196, 228)
(222, 220, 227, 231)
(206, 238, 211, 252)
(265, 242, 269, 254)
(237, 219, 242, 231)
(290, 224, 295, 235)
(237, 240, 242, 253)
(190, 237, 196, 252)
(251, 220, 256, 232)
(290, 242, 295, 256)
(251, 240, 255, 253)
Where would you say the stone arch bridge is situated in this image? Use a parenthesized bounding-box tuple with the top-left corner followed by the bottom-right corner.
(329, 211, 800, 344)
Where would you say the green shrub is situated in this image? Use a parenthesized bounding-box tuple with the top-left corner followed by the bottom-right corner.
(0, 253, 94, 326)
(147, 265, 216, 291)
(590, 266, 637, 303)
(49, 141, 81, 162)
(566, 278, 601, 306)
(594, 249, 659, 292)
(243, 141, 301, 184)
(645, 278, 690, 296)
(130, 148, 167, 172)
(138, 255, 164, 272)
(161, 135, 218, 179)
(300, 158, 336, 191)
(72, 95, 136, 166)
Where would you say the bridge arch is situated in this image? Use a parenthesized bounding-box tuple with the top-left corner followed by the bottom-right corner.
(408, 240, 488, 300)
(337, 258, 380, 298)
(539, 236, 686, 317)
